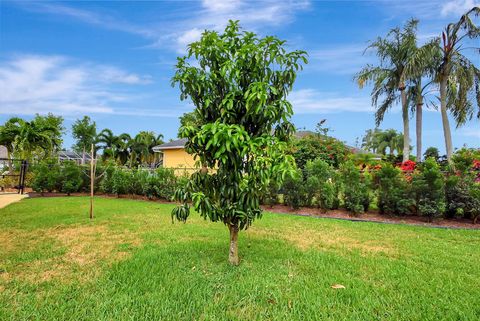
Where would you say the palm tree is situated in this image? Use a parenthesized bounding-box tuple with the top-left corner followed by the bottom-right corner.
(130, 131, 164, 166)
(355, 19, 418, 162)
(0, 119, 21, 171)
(409, 8, 480, 161)
(115, 133, 132, 165)
(4, 117, 60, 160)
(96, 129, 119, 161)
(403, 36, 440, 162)
(436, 7, 480, 161)
(407, 77, 437, 161)
(362, 128, 404, 156)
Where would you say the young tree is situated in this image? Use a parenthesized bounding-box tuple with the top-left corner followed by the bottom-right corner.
(171, 21, 307, 265)
(355, 19, 418, 162)
(72, 116, 96, 164)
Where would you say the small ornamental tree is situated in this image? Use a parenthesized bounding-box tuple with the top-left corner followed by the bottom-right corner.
(170, 21, 307, 265)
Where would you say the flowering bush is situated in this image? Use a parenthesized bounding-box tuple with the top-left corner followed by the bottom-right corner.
(472, 160, 480, 170)
(452, 148, 480, 173)
(292, 134, 351, 169)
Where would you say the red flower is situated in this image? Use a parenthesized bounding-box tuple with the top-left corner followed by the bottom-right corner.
(473, 160, 480, 170)
(399, 160, 416, 172)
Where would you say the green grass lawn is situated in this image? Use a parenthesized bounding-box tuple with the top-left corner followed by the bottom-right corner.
(1, 197, 479, 320)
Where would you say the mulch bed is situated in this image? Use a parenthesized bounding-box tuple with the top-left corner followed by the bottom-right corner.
(25, 192, 479, 230)
(262, 205, 479, 230)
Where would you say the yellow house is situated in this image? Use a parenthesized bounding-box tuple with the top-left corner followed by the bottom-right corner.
(152, 138, 197, 175)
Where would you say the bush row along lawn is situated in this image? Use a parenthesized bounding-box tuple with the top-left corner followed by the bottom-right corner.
(1, 197, 479, 320)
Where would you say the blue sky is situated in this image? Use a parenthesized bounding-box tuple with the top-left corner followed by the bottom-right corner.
(0, 0, 478, 152)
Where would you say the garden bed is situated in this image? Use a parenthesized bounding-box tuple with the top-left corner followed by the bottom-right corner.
(263, 204, 479, 229)
(25, 192, 479, 229)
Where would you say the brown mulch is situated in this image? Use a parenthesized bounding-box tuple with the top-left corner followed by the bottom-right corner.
(26, 192, 479, 230)
(262, 204, 479, 230)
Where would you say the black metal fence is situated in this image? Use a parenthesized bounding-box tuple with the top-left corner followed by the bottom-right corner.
(0, 158, 28, 194)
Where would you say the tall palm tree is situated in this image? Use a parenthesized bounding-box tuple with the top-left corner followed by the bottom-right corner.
(355, 19, 418, 162)
(407, 77, 437, 161)
(403, 37, 440, 162)
(410, 8, 480, 161)
(436, 7, 480, 161)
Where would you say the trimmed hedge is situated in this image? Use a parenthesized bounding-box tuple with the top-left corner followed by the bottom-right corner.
(31, 160, 185, 201)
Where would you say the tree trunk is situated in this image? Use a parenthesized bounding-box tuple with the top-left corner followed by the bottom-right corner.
(439, 78, 453, 162)
(228, 224, 239, 265)
(401, 88, 410, 162)
(416, 102, 423, 162)
(82, 145, 86, 165)
(6, 150, 13, 173)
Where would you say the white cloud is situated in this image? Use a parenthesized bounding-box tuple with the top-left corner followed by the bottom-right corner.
(177, 28, 203, 52)
(289, 89, 374, 114)
(202, 0, 242, 13)
(441, 0, 480, 17)
(167, 0, 310, 52)
(0, 55, 152, 116)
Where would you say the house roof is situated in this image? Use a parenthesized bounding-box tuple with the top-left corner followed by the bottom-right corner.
(58, 150, 92, 160)
(152, 138, 188, 152)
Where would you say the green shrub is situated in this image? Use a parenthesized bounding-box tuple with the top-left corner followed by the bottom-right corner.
(445, 173, 480, 222)
(470, 184, 480, 224)
(111, 168, 132, 195)
(375, 164, 414, 215)
(154, 167, 177, 200)
(305, 159, 338, 211)
(99, 162, 118, 194)
(59, 161, 83, 195)
(339, 161, 370, 215)
(282, 169, 306, 210)
(32, 159, 61, 193)
(260, 179, 280, 207)
(412, 158, 445, 221)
